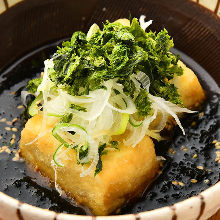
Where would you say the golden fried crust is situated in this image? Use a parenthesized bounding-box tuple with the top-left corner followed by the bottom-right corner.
(20, 115, 158, 215)
(150, 61, 206, 131)
(173, 61, 206, 109)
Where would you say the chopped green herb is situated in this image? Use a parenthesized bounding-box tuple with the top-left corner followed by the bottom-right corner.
(113, 89, 120, 95)
(78, 145, 88, 161)
(60, 113, 73, 123)
(95, 143, 107, 176)
(26, 78, 42, 93)
(134, 89, 152, 116)
(50, 18, 183, 116)
(110, 141, 119, 149)
(70, 104, 87, 112)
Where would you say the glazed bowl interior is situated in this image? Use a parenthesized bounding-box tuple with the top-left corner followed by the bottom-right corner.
(0, 0, 219, 217)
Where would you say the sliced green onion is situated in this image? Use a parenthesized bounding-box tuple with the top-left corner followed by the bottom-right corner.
(129, 115, 143, 127)
(53, 144, 64, 167)
(113, 113, 129, 135)
(29, 92, 63, 118)
(47, 112, 63, 117)
(28, 93, 43, 116)
(52, 123, 87, 148)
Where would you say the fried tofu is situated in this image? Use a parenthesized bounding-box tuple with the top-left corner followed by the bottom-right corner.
(150, 61, 206, 131)
(173, 61, 206, 109)
(20, 19, 206, 216)
(20, 115, 158, 215)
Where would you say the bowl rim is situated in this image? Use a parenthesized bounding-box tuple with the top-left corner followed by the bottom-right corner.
(0, 180, 219, 219)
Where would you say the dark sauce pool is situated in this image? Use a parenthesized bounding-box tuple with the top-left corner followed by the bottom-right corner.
(0, 42, 219, 215)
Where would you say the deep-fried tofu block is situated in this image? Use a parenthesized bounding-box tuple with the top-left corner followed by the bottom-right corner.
(173, 61, 206, 109)
(20, 115, 158, 215)
(150, 61, 206, 131)
(20, 19, 206, 216)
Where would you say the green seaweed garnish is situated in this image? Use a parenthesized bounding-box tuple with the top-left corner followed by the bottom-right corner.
(49, 18, 183, 116)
